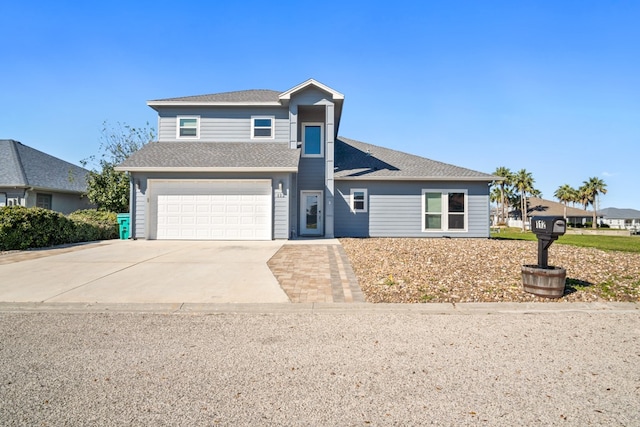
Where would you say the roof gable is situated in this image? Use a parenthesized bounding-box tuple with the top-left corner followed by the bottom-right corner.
(334, 137, 497, 181)
(278, 79, 344, 101)
(0, 139, 89, 193)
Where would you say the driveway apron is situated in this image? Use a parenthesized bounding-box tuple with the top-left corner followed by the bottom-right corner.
(0, 240, 289, 304)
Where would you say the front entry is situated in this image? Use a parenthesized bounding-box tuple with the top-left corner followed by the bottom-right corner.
(300, 190, 323, 236)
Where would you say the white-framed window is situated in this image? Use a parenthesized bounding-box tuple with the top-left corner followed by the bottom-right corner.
(302, 122, 324, 157)
(422, 189, 467, 232)
(36, 193, 52, 210)
(350, 188, 368, 213)
(177, 116, 199, 139)
(251, 116, 275, 139)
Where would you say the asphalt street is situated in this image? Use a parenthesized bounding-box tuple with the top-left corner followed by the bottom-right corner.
(1, 306, 638, 426)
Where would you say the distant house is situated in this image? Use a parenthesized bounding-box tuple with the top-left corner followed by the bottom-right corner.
(507, 196, 594, 228)
(116, 79, 498, 240)
(599, 208, 640, 232)
(0, 139, 93, 214)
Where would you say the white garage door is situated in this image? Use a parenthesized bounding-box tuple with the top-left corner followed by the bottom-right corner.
(154, 180, 272, 240)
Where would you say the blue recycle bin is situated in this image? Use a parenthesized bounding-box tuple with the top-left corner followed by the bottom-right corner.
(117, 213, 130, 240)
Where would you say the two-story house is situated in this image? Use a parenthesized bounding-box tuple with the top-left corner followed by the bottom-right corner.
(116, 79, 498, 240)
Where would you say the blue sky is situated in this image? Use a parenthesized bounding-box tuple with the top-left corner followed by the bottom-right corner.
(1, 0, 638, 209)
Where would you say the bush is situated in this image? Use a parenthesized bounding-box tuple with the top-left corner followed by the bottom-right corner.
(68, 210, 119, 241)
(0, 206, 118, 251)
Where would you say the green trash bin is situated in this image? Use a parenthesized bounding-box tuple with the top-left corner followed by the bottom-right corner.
(117, 213, 130, 240)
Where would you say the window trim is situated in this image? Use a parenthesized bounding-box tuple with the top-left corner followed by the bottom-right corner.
(421, 189, 468, 232)
(302, 122, 324, 158)
(251, 116, 275, 140)
(350, 188, 368, 213)
(176, 116, 200, 139)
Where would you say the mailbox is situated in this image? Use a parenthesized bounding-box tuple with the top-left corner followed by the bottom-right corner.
(530, 216, 566, 268)
(531, 216, 566, 237)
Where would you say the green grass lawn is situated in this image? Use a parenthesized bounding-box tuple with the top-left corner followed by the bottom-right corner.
(491, 228, 640, 253)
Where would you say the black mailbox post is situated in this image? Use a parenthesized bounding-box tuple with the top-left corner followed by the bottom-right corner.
(530, 216, 566, 268)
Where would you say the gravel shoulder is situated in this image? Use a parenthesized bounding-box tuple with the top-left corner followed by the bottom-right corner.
(340, 238, 640, 303)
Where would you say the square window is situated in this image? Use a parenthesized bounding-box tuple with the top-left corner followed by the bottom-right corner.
(302, 123, 323, 157)
(36, 193, 52, 210)
(350, 189, 367, 213)
(252, 116, 274, 139)
(177, 117, 199, 138)
(422, 190, 466, 232)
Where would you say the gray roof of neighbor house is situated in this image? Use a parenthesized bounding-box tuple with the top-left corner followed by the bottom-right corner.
(335, 137, 498, 181)
(0, 139, 89, 193)
(599, 207, 640, 219)
(149, 89, 282, 104)
(116, 142, 300, 172)
(527, 197, 593, 218)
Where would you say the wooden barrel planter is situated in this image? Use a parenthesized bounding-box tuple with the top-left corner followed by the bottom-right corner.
(521, 265, 567, 298)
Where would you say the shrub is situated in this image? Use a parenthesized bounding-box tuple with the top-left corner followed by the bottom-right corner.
(0, 206, 118, 251)
(68, 210, 118, 241)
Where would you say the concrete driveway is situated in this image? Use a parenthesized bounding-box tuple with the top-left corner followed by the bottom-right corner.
(0, 240, 289, 304)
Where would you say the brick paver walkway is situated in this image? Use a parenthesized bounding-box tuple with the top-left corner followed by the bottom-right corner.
(267, 243, 365, 303)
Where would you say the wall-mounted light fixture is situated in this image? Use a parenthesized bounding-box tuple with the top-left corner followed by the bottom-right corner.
(278, 181, 283, 192)
(135, 179, 141, 190)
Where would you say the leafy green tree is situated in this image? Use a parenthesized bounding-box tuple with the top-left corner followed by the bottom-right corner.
(579, 177, 608, 228)
(554, 184, 576, 220)
(82, 121, 155, 212)
(513, 169, 535, 231)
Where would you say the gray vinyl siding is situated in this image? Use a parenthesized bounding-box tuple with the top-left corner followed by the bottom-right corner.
(334, 181, 491, 238)
(272, 173, 291, 239)
(129, 172, 289, 240)
(335, 188, 369, 237)
(297, 157, 325, 191)
(291, 87, 335, 106)
(133, 178, 146, 239)
(157, 107, 289, 142)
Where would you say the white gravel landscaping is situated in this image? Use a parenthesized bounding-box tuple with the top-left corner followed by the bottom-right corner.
(341, 238, 640, 303)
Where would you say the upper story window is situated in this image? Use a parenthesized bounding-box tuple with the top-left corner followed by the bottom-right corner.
(302, 123, 324, 157)
(251, 116, 274, 139)
(177, 116, 199, 139)
(350, 189, 368, 213)
(422, 190, 467, 232)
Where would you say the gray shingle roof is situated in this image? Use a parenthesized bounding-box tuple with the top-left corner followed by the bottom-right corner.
(599, 207, 640, 219)
(150, 90, 281, 103)
(0, 139, 89, 193)
(117, 142, 300, 170)
(527, 197, 593, 218)
(335, 137, 498, 180)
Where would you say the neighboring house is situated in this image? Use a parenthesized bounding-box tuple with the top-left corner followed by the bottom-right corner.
(0, 139, 93, 214)
(116, 79, 498, 240)
(599, 207, 640, 232)
(513, 196, 594, 228)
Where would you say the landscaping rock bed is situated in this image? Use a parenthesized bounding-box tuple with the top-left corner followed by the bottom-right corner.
(340, 238, 640, 303)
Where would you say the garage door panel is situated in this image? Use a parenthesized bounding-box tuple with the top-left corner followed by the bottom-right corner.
(155, 180, 272, 240)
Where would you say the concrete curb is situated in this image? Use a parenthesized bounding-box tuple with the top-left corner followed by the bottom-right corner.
(0, 301, 636, 314)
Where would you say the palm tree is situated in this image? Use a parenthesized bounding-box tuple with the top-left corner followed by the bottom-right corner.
(490, 186, 502, 224)
(554, 184, 576, 220)
(491, 167, 513, 225)
(513, 169, 535, 231)
(581, 177, 608, 228)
